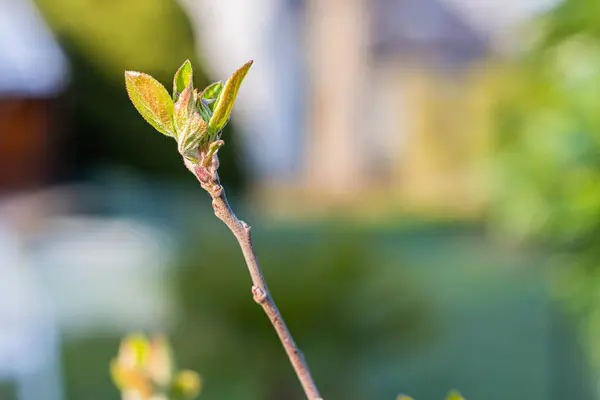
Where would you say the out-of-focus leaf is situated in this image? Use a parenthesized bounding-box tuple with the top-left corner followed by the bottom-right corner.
(171, 370, 202, 399)
(445, 390, 465, 400)
(173, 60, 193, 101)
(397, 395, 414, 400)
(147, 335, 175, 387)
(111, 335, 154, 397)
(208, 60, 253, 135)
(119, 334, 151, 368)
(125, 72, 175, 137)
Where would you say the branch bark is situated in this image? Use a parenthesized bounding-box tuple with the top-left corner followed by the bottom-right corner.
(188, 161, 322, 400)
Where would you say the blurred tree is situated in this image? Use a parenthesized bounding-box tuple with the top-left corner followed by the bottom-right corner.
(491, 0, 600, 391)
(33, 0, 244, 190)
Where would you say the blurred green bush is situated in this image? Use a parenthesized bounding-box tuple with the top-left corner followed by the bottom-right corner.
(172, 221, 432, 400)
(490, 0, 600, 387)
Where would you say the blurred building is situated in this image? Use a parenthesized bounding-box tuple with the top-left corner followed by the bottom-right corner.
(242, 0, 499, 218)
(183, 0, 554, 219)
(0, 0, 69, 192)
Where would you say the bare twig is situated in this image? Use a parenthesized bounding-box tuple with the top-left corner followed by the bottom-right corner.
(186, 161, 322, 400)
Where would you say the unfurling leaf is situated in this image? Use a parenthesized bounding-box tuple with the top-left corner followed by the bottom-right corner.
(173, 60, 193, 101)
(125, 72, 175, 137)
(208, 60, 253, 136)
(197, 99, 212, 123)
(177, 112, 206, 160)
(173, 81, 196, 134)
(174, 81, 206, 160)
(200, 81, 223, 110)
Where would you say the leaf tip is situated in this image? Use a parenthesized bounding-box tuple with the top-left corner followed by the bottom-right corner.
(124, 70, 141, 79)
(241, 60, 253, 71)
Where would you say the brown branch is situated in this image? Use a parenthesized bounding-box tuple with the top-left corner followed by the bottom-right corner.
(186, 160, 322, 400)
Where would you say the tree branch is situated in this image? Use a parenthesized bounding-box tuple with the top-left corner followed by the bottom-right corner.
(188, 162, 322, 400)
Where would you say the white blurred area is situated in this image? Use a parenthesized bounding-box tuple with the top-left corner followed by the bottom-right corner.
(0, 0, 68, 96)
(0, 186, 178, 400)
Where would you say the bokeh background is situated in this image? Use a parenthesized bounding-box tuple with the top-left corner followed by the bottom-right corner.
(1, 0, 600, 399)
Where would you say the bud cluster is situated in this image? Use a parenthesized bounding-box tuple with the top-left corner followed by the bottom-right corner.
(111, 334, 202, 400)
(125, 59, 253, 175)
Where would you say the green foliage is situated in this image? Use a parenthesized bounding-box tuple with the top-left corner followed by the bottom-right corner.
(111, 334, 201, 400)
(490, 0, 600, 387)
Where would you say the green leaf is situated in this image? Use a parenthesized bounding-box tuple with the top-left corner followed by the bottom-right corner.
(208, 60, 253, 135)
(173, 59, 193, 101)
(197, 98, 212, 123)
(446, 390, 465, 400)
(125, 71, 175, 137)
(200, 81, 224, 111)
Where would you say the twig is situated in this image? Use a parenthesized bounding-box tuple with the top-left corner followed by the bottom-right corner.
(187, 161, 322, 400)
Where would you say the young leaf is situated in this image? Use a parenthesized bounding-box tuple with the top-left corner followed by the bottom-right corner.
(173, 60, 193, 101)
(125, 71, 175, 137)
(208, 60, 253, 135)
(200, 81, 224, 108)
(197, 98, 212, 123)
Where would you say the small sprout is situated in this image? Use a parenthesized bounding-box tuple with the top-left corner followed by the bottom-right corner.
(125, 60, 252, 169)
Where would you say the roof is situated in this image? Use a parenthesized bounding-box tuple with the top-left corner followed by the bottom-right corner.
(371, 0, 489, 66)
(439, 0, 560, 51)
(0, 0, 69, 97)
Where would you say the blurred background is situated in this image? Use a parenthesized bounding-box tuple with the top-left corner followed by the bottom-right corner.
(1, 0, 599, 399)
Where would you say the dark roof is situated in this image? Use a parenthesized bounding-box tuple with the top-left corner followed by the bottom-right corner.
(371, 0, 489, 66)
